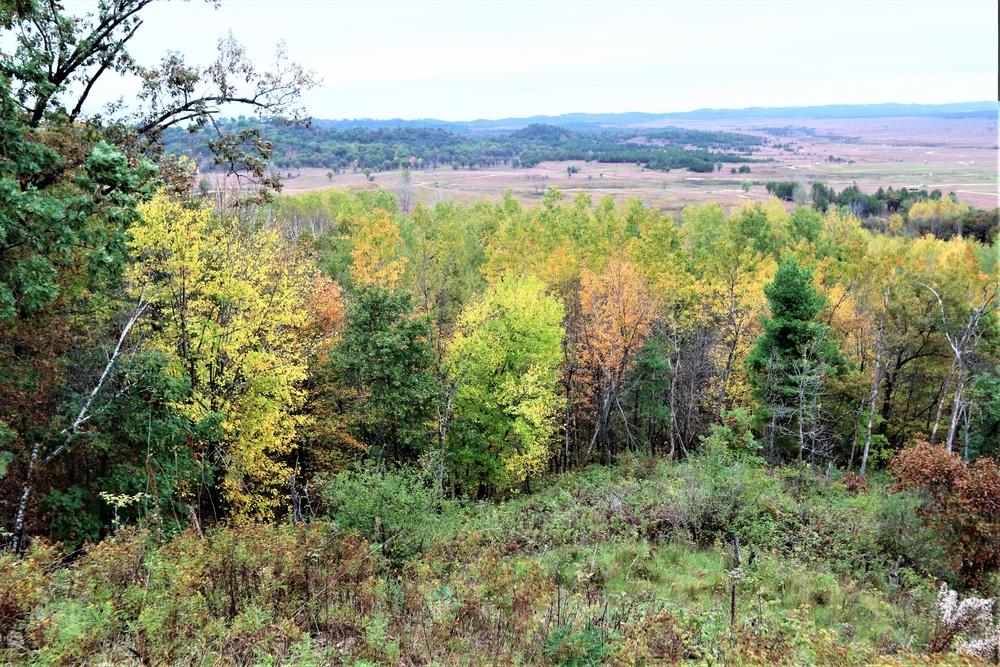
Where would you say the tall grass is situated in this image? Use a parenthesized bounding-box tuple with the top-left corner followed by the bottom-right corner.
(0, 451, 982, 665)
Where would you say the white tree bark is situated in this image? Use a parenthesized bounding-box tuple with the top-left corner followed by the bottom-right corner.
(11, 297, 149, 552)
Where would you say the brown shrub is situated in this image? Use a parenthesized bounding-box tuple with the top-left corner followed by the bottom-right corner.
(891, 441, 1000, 587)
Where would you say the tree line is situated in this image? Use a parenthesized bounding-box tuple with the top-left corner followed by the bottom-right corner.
(764, 180, 998, 243)
(162, 119, 766, 175)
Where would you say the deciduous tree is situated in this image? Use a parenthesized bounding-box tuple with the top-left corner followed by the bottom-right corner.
(577, 257, 655, 464)
(329, 287, 437, 461)
(446, 276, 564, 495)
(128, 196, 320, 520)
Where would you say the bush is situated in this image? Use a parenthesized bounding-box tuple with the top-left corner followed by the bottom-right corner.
(892, 442, 1000, 588)
(688, 160, 715, 173)
(316, 462, 461, 561)
(0, 541, 58, 646)
(545, 625, 609, 667)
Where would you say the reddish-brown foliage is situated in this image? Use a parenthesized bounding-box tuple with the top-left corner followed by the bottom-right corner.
(842, 471, 868, 494)
(891, 441, 1000, 587)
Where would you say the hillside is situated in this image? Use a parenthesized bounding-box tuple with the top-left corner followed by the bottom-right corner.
(0, 455, 986, 665)
(313, 101, 997, 132)
(2, 2, 999, 666)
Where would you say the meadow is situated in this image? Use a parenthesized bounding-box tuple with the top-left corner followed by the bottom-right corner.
(272, 115, 998, 215)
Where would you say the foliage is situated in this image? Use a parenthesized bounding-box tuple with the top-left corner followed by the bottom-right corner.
(892, 442, 1000, 587)
(3, 0, 315, 203)
(315, 462, 461, 562)
(544, 625, 609, 666)
(4, 20, 1000, 658)
(328, 287, 437, 460)
(968, 372, 1000, 458)
(128, 196, 321, 520)
(765, 180, 800, 202)
(577, 257, 655, 463)
(1, 0, 317, 550)
(751, 257, 829, 360)
(349, 209, 408, 289)
(747, 257, 841, 459)
(446, 276, 565, 494)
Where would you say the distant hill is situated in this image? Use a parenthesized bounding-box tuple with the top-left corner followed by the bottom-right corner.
(313, 101, 997, 133)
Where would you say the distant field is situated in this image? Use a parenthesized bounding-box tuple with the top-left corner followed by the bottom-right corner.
(247, 115, 999, 214)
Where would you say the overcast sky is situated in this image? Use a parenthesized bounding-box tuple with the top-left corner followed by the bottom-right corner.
(65, 0, 999, 121)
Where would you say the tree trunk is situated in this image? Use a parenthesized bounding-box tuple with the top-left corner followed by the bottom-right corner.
(11, 299, 148, 551)
(668, 353, 679, 460)
(859, 358, 881, 478)
(930, 356, 957, 444)
(945, 364, 966, 453)
(437, 390, 454, 496)
(716, 280, 743, 424)
(11, 443, 41, 553)
(861, 287, 890, 477)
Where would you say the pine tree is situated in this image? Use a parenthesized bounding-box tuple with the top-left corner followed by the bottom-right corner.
(747, 258, 840, 462)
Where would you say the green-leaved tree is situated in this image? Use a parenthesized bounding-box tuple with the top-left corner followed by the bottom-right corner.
(331, 287, 438, 461)
(445, 276, 564, 496)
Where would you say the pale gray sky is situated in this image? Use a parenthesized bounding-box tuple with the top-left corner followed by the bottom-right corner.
(65, 0, 999, 121)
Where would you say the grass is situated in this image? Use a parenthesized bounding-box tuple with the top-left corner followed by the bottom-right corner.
(0, 452, 986, 665)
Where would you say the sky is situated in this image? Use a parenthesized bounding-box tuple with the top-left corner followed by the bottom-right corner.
(62, 0, 999, 121)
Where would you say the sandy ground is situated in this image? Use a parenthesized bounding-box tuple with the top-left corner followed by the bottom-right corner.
(219, 115, 1000, 216)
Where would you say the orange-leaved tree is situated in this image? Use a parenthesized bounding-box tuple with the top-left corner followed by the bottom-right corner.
(577, 257, 656, 465)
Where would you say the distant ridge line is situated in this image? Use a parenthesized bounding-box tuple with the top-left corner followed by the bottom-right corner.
(312, 101, 998, 132)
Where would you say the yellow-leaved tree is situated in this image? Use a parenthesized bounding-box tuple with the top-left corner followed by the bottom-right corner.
(445, 276, 565, 495)
(908, 198, 970, 235)
(350, 209, 407, 289)
(128, 196, 322, 520)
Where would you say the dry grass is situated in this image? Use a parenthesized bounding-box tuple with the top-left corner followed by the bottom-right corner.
(216, 115, 998, 216)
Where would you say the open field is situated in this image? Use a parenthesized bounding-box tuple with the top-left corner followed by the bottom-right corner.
(266, 115, 998, 215)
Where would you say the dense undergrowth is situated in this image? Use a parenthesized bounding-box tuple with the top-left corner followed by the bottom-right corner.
(0, 449, 988, 666)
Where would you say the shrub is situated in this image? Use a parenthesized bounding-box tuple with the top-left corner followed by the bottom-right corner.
(545, 625, 608, 667)
(688, 160, 715, 173)
(892, 442, 1000, 587)
(315, 462, 461, 562)
(0, 541, 59, 645)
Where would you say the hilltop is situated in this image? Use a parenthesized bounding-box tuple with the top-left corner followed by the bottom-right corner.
(312, 101, 998, 132)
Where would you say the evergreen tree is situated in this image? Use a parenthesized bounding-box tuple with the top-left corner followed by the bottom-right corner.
(747, 258, 840, 461)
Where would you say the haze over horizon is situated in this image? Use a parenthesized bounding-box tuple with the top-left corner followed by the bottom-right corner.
(317, 101, 997, 125)
(61, 0, 998, 122)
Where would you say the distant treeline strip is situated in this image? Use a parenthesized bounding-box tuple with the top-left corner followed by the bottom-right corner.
(162, 121, 769, 174)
